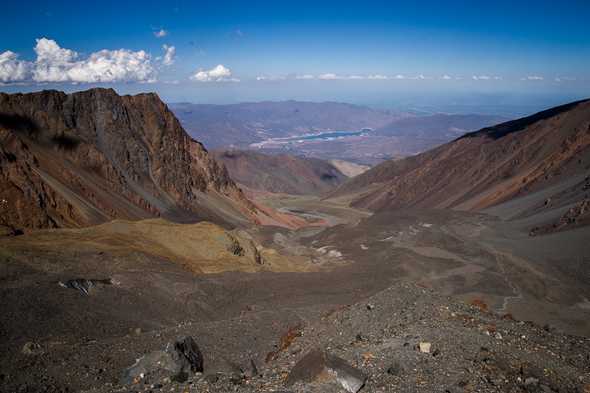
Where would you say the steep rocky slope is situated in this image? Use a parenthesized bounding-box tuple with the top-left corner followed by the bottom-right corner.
(332, 99, 590, 220)
(213, 149, 347, 195)
(0, 88, 257, 231)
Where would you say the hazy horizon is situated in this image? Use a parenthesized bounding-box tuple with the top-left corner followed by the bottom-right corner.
(1, 0, 589, 117)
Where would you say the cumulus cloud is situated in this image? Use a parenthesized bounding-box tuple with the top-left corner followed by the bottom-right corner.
(521, 75, 544, 81)
(441, 74, 452, 80)
(0, 38, 158, 84)
(190, 64, 239, 82)
(295, 74, 315, 80)
(162, 44, 175, 66)
(472, 75, 491, 80)
(0, 51, 32, 82)
(33, 38, 156, 83)
(154, 29, 168, 38)
(367, 74, 388, 80)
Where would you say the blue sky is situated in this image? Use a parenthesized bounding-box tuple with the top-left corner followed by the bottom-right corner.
(1, 0, 589, 113)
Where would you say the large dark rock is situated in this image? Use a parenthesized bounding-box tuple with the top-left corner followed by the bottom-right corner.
(287, 349, 366, 393)
(58, 278, 112, 295)
(123, 336, 203, 385)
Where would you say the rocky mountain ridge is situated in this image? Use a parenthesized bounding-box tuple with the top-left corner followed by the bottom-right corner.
(331, 99, 590, 229)
(0, 88, 256, 231)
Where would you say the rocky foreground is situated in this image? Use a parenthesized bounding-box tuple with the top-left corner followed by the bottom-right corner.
(6, 282, 588, 393)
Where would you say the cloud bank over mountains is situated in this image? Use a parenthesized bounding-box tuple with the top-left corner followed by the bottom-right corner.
(0, 38, 574, 87)
(0, 38, 174, 84)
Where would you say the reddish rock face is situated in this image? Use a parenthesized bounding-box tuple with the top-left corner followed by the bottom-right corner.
(332, 99, 590, 213)
(0, 88, 256, 230)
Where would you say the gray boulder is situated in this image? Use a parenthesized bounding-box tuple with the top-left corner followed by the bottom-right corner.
(123, 336, 203, 384)
(287, 349, 366, 393)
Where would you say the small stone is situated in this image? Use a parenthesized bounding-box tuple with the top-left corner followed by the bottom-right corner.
(366, 304, 375, 311)
(524, 377, 539, 386)
(386, 361, 402, 376)
(495, 332, 503, 340)
(204, 374, 219, 384)
(230, 373, 244, 385)
(171, 371, 188, 383)
(21, 342, 43, 356)
(540, 384, 556, 393)
(241, 359, 259, 379)
(419, 342, 431, 353)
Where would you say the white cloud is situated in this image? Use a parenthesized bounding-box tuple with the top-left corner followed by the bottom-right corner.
(162, 45, 175, 66)
(154, 29, 168, 38)
(317, 73, 368, 80)
(441, 74, 452, 80)
(367, 74, 388, 80)
(521, 75, 544, 81)
(1, 38, 163, 84)
(472, 75, 491, 80)
(0, 51, 31, 82)
(393, 74, 406, 79)
(554, 76, 575, 82)
(190, 64, 239, 82)
(318, 73, 340, 80)
(32, 38, 156, 83)
(256, 75, 286, 81)
(295, 74, 315, 80)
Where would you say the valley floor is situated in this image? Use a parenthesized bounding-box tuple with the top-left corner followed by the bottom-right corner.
(0, 194, 589, 392)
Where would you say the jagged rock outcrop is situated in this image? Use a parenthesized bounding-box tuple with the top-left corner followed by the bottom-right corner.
(0, 88, 256, 230)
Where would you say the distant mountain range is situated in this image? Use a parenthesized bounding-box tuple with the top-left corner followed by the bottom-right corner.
(170, 101, 507, 164)
(169, 100, 398, 149)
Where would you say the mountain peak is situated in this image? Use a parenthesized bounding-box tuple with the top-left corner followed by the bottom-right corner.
(0, 88, 256, 231)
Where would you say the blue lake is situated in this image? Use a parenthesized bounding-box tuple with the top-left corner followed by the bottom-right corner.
(283, 129, 369, 142)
